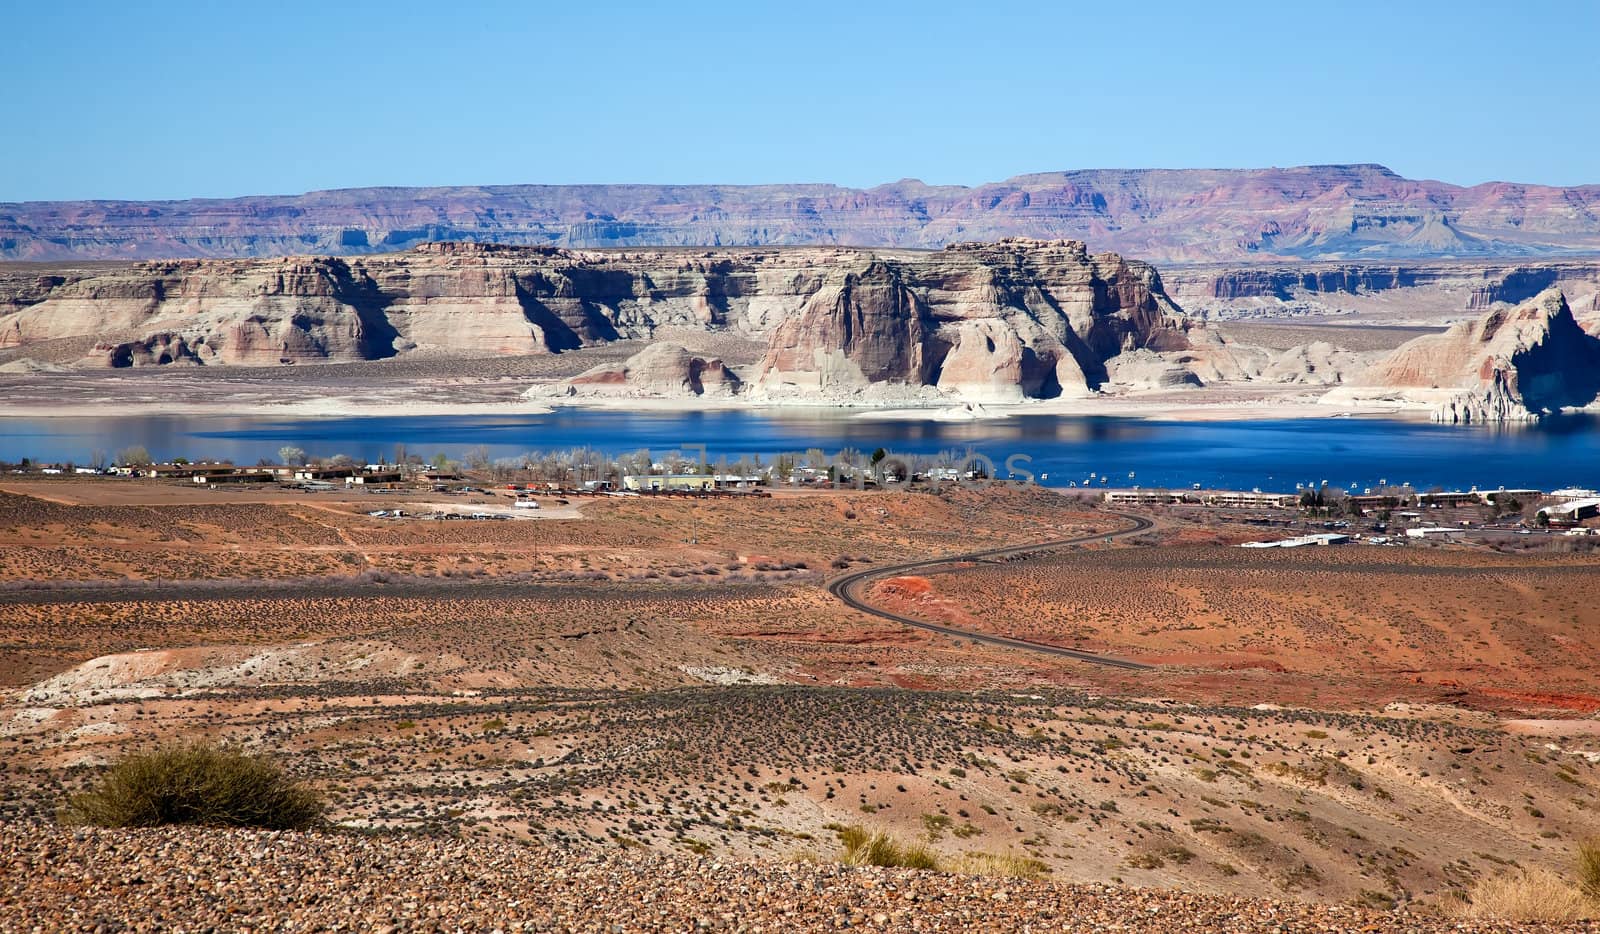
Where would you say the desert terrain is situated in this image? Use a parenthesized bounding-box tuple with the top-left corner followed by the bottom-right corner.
(3, 476, 1598, 927)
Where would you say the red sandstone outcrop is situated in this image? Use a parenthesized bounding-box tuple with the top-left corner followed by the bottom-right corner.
(1342, 289, 1600, 421)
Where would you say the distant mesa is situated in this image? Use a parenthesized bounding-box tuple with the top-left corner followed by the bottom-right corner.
(6, 164, 1600, 264)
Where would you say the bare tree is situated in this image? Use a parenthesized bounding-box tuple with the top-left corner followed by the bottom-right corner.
(463, 446, 492, 473)
(618, 449, 653, 478)
(115, 445, 152, 467)
(278, 446, 308, 467)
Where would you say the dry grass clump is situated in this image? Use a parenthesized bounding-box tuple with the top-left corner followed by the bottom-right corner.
(947, 851, 1050, 879)
(832, 824, 1047, 879)
(835, 824, 939, 870)
(1580, 838, 1600, 905)
(62, 742, 322, 830)
(1456, 865, 1595, 922)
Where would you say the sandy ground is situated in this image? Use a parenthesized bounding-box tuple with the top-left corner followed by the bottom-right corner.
(3, 479, 1599, 914)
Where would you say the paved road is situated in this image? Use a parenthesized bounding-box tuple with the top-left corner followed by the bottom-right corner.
(826, 511, 1156, 671)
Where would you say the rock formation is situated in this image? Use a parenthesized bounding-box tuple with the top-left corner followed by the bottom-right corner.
(0, 239, 1226, 405)
(1163, 259, 1600, 323)
(7, 165, 1600, 264)
(1342, 289, 1600, 422)
(751, 240, 1190, 402)
(558, 343, 740, 398)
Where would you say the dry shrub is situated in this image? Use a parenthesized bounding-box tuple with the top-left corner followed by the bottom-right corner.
(948, 851, 1050, 879)
(1456, 867, 1594, 922)
(833, 824, 1046, 878)
(836, 824, 939, 870)
(1580, 838, 1600, 905)
(62, 742, 322, 830)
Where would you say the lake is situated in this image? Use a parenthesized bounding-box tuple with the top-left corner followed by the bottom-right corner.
(3, 409, 1599, 494)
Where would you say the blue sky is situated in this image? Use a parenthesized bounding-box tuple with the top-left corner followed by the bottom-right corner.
(6, 0, 1597, 201)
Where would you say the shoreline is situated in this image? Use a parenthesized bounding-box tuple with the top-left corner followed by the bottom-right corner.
(0, 394, 1424, 423)
(0, 377, 1470, 424)
(0, 399, 560, 420)
(515, 387, 1432, 424)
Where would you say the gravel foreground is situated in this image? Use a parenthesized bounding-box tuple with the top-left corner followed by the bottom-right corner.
(3, 822, 1594, 933)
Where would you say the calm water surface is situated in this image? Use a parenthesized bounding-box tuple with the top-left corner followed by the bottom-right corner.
(3, 409, 1599, 494)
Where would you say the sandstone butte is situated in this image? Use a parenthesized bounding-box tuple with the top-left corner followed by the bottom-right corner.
(1330, 288, 1600, 423)
(6, 164, 1600, 264)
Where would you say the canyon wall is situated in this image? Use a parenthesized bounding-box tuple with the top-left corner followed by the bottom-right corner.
(0, 239, 1199, 403)
(1164, 259, 1600, 321)
(7, 165, 1600, 264)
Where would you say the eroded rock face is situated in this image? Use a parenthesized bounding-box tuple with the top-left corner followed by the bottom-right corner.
(0, 240, 1194, 405)
(558, 343, 740, 398)
(1352, 289, 1600, 421)
(1260, 342, 1371, 386)
(1162, 259, 1600, 323)
(751, 239, 1190, 402)
(0, 257, 396, 366)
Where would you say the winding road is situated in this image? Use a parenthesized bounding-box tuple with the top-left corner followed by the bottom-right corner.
(826, 510, 1156, 671)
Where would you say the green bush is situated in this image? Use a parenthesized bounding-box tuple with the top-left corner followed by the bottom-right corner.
(62, 742, 322, 830)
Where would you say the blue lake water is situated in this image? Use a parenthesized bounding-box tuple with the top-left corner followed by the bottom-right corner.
(3, 409, 1599, 494)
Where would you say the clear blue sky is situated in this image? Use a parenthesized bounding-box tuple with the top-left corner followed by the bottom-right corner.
(6, 0, 1598, 201)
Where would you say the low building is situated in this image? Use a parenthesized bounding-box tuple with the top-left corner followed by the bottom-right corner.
(1405, 527, 1457, 539)
(1537, 498, 1600, 525)
(1419, 491, 1480, 508)
(193, 471, 275, 484)
(1347, 494, 1406, 510)
(712, 473, 767, 489)
(1206, 490, 1295, 509)
(1239, 532, 1351, 549)
(347, 470, 403, 485)
(294, 466, 357, 481)
(1484, 488, 1542, 504)
(140, 464, 236, 479)
(1103, 490, 1184, 505)
(623, 474, 716, 492)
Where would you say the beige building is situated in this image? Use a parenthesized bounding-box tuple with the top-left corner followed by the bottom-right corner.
(623, 474, 716, 492)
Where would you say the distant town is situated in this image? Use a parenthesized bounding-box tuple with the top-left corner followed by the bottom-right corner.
(3, 445, 1594, 545)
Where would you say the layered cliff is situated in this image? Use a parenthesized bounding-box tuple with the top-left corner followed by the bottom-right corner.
(751, 240, 1189, 402)
(7, 165, 1600, 264)
(0, 240, 1196, 404)
(1164, 259, 1600, 322)
(1341, 289, 1600, 421)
